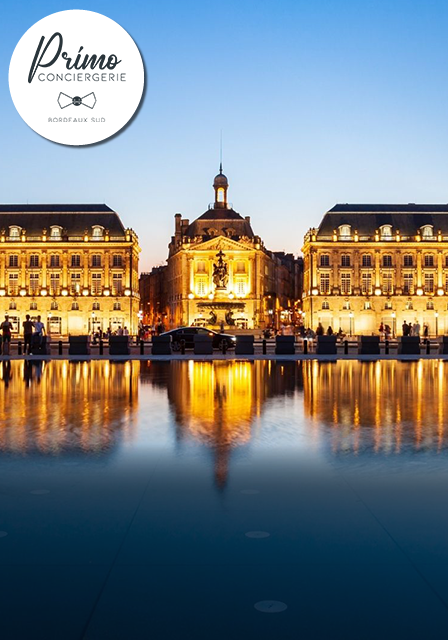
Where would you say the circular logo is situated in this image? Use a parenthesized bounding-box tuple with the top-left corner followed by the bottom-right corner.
(9, 10, 144, 146)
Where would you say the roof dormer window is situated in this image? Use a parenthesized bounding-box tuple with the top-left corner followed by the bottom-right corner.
(338, 225, 351, 239)
(92, 225, 104, 239)
(421, 225, 434, 238)
(50, 225, 62, 240)
(380, 224, 393, 240)
(9, 226, 21, 240)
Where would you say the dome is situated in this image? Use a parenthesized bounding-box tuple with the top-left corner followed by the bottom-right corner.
(213, 172, 228, 188)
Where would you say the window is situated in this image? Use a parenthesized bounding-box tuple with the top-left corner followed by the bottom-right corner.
(29, 273, 39, 294)
(235, 279, 246, 296)
(362, 254, 372, 267)
(403, 273, 414, 295)
(71, 254, 81, 267)
(404, 255, 413, 267)
(384, 301, 392, 310)
(380, 225, 393, 239)
(92, 301, 100, 311)
(8, 273, 18, 296)
(421, 225, 434, 239)
(382, 274, 393, 294)
(50, 273, 60, 296)
(9, 300, 17, 310)
(112, 254, 123, 268)
(29, 301, 37, 311)
(91, 254, 102, 268)
(361, 273, 372, 295)
(382, 255, 392, 267)
(342, 300, 351, 310)
(70, 273, 81, 295)
(427, 300, 434, 310)
(112, 273, 123, 296)
(320, 273, 330, 294)
(113, 302, 121, 311)
(424, 254, 434, 267)
(338, 225, 351, 238)
(50, 226, 62, 240)
(91, 273, 102, 295)
(341, 255, 351, 267)
(49, 254, 60, 268)
(406, 300, 413, 310)
(51, 300, 58, 310)
(29, 254, 39, 268)
(424, 273, 434, 294)
(71, 301, 79, 311)
(196, 277, 207, 297)
(321, 301, 330, 310)
(320, 254, 330, 267)
(92, 226, 104, 238)
(9, 226, 21, 240)
(364, 301, 372, 310)
(9, 255, 19, 268)
(236, 261, 246, 273)
(341, 273, 351, 294)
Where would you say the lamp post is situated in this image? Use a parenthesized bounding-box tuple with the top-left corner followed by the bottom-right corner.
(435, 311, 439, 337)
(391, 311, 396, 338)
(349, 311, 354, 337)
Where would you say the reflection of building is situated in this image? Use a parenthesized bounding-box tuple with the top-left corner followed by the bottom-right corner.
(162, 168, 302, 330)
(303, 204, 448, 334)
(302, 359, 448, 454)
(0, 360, 138, 453)
(0, 205, 140, 336)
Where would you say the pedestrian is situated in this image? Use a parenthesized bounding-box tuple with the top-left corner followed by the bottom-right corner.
(316, 322, 324, 336)
(413, 320, 421, 337)
(117, 326, 124, 336)
(327, 326, 333, 336)
(1, 315, 13, 356)
(385, 324, 391, 340)
(402, 321, 409, 336)
(423, 323, 429, 338)
(123, 326, 129, 336)
(379, 322, 384, 337)
(33, 315, 45, 346)
(22, 314, 34, 355)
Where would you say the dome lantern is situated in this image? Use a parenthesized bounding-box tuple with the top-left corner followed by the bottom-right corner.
(213, 163, 228, 208)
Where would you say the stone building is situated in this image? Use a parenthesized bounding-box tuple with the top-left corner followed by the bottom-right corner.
(139, 265, 168, 327)
(164, 168, 301, 330)
(302, 204, 448, 335)
(0, 204, 140, 336)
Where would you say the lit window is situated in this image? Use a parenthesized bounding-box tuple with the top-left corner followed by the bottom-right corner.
(424, 254, 434, 267)
(71, 254, 81, 267)
(50, 226, 62, 240)
(382, 255, 393, 267)
(404, 255, 413, 267)
(424, 273, 434, 294)
(29, 301, 37, 311)
(364, 301, 372, 310)
(9, 255, 19, 268)
(421, 225, 434, 238)
(71, 301, 79, 310)
(9, 226, 21, 240)
(382, 274, 393, 294)
(362, 254, 372, 267)
(112, 273, 123, 296)
(92, 226, 104, 238)
(196, 277, 207, 297)
(320, 274, 330, 294)
(92, 301, 100, 311)
(341, 255, 351, 267)
(50, 254, 60, 268)
(50, 274, 60, 296)
(217, 188, 225, 203)
(380, 225, 393, 240)
(340, 273, 351, 294)
(236, 279, 246, 296)
(362, 273, 372, 295)
(8, 273, 18, 296)
(51, 300, 58, 310)
(29, 273, 39, 294)
(320, 254, 330, 267)
(426, 300, 434, 310)
(29, 254, 39, 268)
(91, 273, 102, 295)
(403, 274, 414, 295)
(70, 273, 81, 295)
(338, 225, 351, 238)
(113, 302, 121, 311)
(321, 301, 330, 310)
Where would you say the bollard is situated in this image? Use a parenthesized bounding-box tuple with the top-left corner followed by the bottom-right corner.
(262, 339, 267, 355)
(222, 340, 227, 355)
(180, 339, 185, 355)
(99, 339, 104, 355)
(426, 339, 430, 355)
(344, 339, 348, 355)
(18, 341, 22, 356)
(385, 340, 389, 355)
(139, 340, 144, 356)
(303, 339, 308, 355)
(58, 340, 63, 355)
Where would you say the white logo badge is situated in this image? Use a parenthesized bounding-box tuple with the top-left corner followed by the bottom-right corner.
(9, 10, 145, 146)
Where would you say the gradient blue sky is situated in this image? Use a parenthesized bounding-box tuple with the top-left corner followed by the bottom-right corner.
(2, 0, 448, 270)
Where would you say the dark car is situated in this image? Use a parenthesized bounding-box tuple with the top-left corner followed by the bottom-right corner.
(160, 327, 236, 351)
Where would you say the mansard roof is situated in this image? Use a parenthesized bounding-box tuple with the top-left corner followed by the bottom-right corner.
(185, 206, 254, 239)
(0, 204, 126, 236)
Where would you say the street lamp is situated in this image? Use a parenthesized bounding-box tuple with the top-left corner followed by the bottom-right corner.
(435, 311, 439, 336)
(391, 311, 396, 338)
(349, 311, 354, 336)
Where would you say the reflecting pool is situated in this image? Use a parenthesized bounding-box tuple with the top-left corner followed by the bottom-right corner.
(1, 359, 448, 639)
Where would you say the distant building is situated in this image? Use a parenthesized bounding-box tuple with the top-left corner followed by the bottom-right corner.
(164, 168, 302, 330)
(303, 204, 448, 335)
(0, 204, 140, 335)
(139, 265, 168, 327)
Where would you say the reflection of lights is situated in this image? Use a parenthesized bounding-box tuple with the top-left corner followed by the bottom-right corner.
(188, 293, 194, 299)
(374, 288, 382, 296)
(311, 288, 319, 296)
(208, 293, 214, 300)
(82, 289, 89, 296)
(61, 289, 68, 296)
(438, 289, 444, 296)
(20, 288, 26, 296)
(0, 289, 5, 297)
(103, 289, 110, 296)
(124, 288, 131, 296)
(41, 289, 47, 296)
(416, 288, 423, 296)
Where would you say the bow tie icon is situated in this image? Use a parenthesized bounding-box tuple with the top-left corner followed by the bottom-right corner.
(57, 92, 97, 109)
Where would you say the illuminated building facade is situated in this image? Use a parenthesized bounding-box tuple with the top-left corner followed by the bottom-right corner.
(164, 168, 301, 330)
(303, 204, 448, 335)
(0, 204, 140, 336)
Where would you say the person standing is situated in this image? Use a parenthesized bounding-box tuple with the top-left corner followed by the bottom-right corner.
(316, 322, 324, 336)
(423, 323, 429, 338)
(1, 315, 13, 356)
(413, 320, 421, 337)
(22, 314, 34, 355)
(33, 315, 45, 346)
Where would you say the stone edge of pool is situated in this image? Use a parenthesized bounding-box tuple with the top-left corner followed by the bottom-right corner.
(1, 354, 448, 361)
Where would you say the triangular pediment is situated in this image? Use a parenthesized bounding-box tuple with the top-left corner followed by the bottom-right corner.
(187, 236, 254, 253)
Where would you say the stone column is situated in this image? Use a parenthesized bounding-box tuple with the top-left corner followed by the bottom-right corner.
(416, 250, 422, 288)
(41, 252, 47, 289)
(83, 251, 89, 288)
(0, 252, 5, 288)
(62, 251, 68, 288)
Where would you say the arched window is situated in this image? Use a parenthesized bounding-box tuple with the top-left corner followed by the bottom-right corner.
(427, 300, 434, 310)
(338, 225, 351, 239)
(71, 301, 79, 311)
(341, 254, 351, 267)
(92, 301, 100, 311)
(91, 254, 102, 268)
(9, 300, 16, 310)
(92, 226, 104, 238)
(49, 254, 60, 268)
(29, 301, 37, 310)
(9, 226, 21, 240)
(51, 300, 58, 310)
(404, 254, 413, 267)
(29, 254, 39, 268)
(112, 254, 123, 268)
(9, 255, 19, 268)
(380, 225, 393, 240)
(382, 255, 393, 267)
(321, 301, 330, 310)
(113, 301, 121, 311)
(421, 225, 434, 239)
(362, 254, 372, 267)
(50, 226, 62, 240)
(320, 254, 330, 267)
(424, 254, 434, 267)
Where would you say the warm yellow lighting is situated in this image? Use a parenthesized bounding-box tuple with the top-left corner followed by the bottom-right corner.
(416, 233, 421, 242)
(354, 230, 359, 242)
(396, 232, 400, 242)
(349, 311, 354, 318)
(103, 289, 110, 296)
(84, 235, 89, 242)
(416, 287, 423, 296)
(105, 235, 110, 242)
(375, 230, 380, 242)
(82, 289, 89, 296)
(438, 288, 444, 296)
(21, 234, 26, 243)
(42, 235, 47, 242)
(438, 231, 442, 242)
(228, 292, 235, 299)
(311, 288, 319, 296)
(188, 292, 194, 300)
(124, 288, 131, 296)
(435, 312, 439, 318)
(311, 234, 316, 242)
(0, 289, 5, 296)
(391, 312, 396, 318)
(255, 243, 260, 250)
(374, 288, 382, 296)
(333, 230, 337, 242)
(61, 288, 68, 296)
(208, 293, 214, 300)
(40, 289, 47, 296)
(19, 288, 26, 296)
(126, 234, 131, 242)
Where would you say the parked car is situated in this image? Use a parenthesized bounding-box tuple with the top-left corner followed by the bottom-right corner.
(160, 327, 236, 350)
